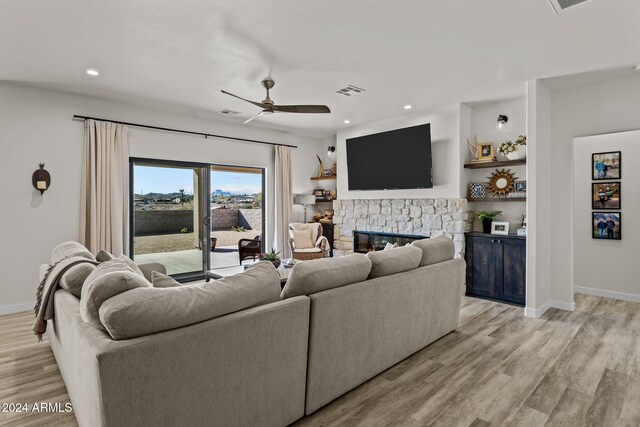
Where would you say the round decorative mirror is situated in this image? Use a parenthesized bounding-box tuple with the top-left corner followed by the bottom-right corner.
(488, 169, 517, 197)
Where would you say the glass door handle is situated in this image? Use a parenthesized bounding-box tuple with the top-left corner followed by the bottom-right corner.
(203, 216, 211, 226)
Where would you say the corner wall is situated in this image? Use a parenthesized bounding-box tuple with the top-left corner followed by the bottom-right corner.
(572, 130, 640, 301)
(549, 73, 640, 304)
(0, 82, 324, 312)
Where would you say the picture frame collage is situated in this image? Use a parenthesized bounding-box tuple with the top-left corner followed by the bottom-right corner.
(591, 151, 621, 240)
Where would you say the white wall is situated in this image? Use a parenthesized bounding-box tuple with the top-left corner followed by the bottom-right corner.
(526, 80, 553, 317)
(335, 104, 464, 200)
(573, 131, 639, 302)
(0, 82, 323, 312)
(468, 97, 527, 233)
(548, 72, 640, 306)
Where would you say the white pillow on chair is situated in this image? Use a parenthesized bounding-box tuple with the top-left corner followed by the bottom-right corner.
(291, 229, 314, 249)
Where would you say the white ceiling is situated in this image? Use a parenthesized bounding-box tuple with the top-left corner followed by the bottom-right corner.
(1, 0, 639, 138)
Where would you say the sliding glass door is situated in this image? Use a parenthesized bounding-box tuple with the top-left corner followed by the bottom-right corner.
(210, 165, 265, 269)
(129, 159, 266, 280)
(130, 159, 210, 281)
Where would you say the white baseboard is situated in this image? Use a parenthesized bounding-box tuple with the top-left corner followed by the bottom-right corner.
(574, 286, 640, 303)
(524, 300, 575, 318)
(0, 301, 35, 315)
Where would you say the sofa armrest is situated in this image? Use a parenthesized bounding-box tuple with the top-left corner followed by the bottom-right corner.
(137, 263, 167, 281)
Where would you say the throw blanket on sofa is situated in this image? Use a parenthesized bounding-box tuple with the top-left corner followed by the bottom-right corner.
(33, 256, 98, 341)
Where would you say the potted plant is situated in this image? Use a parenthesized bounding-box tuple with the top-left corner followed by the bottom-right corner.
(259, 248, 281, 269)
(498, 135, 526, 160)
(476, 211, 502, 234)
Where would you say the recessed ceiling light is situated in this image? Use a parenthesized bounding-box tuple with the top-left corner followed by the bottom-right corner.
(85, 69, 100, 76)
(344, 119, 351, 124)
(404, 104, 412, 110)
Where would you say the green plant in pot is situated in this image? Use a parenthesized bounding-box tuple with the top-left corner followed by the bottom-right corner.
(476, 211, 502, 234)
(259, 248, 281, 269)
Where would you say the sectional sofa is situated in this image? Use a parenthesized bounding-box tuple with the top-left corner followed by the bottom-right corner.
(41, 236, 464, 427)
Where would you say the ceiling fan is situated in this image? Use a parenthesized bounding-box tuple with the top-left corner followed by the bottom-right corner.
(221, 78, 331, 124)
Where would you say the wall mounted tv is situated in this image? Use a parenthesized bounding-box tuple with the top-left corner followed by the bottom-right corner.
(346, 123, 432, 191)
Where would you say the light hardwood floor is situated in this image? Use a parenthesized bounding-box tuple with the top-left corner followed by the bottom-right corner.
(1, 294, 639, 426)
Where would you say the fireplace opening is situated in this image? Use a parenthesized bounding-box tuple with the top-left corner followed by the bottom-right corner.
(353, 230, 428, 253)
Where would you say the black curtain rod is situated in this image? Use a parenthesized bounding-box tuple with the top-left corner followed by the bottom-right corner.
(72, 115, 297, 148)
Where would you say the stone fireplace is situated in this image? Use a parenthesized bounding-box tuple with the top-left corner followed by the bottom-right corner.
(332, 198, 474, 256)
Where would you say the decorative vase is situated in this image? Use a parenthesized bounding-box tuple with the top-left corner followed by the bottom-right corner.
(271, 259, 281, 269)
(482, 219, 492, 234)
(505, 145, 526, 161)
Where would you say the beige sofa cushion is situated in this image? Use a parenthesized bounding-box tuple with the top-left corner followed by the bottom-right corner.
(117, 254, 145, 277)
(151, 271, 182, 288)
(51, 241, 95, 264)
(59, 263, 97, 298)
(80, 260, 151, 331)
(281, 254, 372, 299)
(366, 245, 422, 279)
(95, 249, 115, 262)
(411, 235, 455, 266)
(99, 262, 281, 340)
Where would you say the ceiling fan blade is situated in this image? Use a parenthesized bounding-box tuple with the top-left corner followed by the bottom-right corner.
(221, 90, 269, 109)
(271, 104, 331, 114)
(243, 110, 265, 125)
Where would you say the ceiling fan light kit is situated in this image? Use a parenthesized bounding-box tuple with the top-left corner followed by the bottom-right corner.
(222, 78, 331, 124)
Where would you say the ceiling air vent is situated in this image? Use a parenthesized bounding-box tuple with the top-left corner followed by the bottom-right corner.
(217, 109, 240, 116)
(336, 84, 366, 96)
(549, 0, 589, 13)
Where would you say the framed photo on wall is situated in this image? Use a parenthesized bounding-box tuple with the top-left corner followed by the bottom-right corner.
(592, 151, 621, 180)
(592, 182, 621, 210)
(592, 212, 621, 240)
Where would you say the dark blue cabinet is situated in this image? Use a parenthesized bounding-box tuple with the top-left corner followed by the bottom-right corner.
(465, 232, 526, 306)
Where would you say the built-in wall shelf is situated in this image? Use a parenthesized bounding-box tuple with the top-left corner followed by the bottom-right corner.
(464, 159, 526, 169)
(310, 176, 337, 181)
(469, 197, 526, 203)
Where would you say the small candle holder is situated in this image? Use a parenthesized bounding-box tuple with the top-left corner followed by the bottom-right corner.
(32, 163, 51, 195)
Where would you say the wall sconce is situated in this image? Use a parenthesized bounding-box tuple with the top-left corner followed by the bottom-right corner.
(32, 163, 51, 195)
(496, 114, 509, 131)
(327, 146, 336, 157)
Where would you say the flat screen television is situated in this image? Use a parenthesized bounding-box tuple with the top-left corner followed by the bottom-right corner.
(346, 123, 432, 191)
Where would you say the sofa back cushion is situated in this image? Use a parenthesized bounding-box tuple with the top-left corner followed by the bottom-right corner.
(59, 263, 97, 298)
(51, 241, 95, 264)
(99, 262, 281, 340)
(411, 236, 455, 266)
(366, 245, 422, 279)
(281, 254, 372, 299)
(80, 260, 151, 331)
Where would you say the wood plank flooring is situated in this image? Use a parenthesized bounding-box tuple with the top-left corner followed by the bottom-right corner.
(1, 294, 639, 426)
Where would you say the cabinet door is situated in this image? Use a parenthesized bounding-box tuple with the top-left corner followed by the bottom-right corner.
(497, 239, 526, 305)
(467, 236, 497, 298)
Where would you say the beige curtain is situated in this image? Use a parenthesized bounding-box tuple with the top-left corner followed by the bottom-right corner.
(80, 120, 130, 255)
(274, 146, 293, 259)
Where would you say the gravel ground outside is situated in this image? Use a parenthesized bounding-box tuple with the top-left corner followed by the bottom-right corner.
(134, 229, 261, 254)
